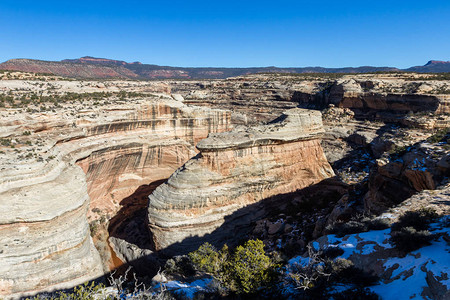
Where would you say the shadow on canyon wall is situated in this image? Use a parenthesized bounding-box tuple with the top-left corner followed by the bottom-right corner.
(108, 179, 166, 250)
(291, 88, 441, 120)
(101, 128, 449, 284)
(104, 176, 348, 280)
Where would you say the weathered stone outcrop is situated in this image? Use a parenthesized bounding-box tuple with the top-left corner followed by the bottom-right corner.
(0, 97, 231, 298)
(74, 101, 231, 218)
(326, 79, 445, 113)
(0, 164, 104, 298)
(171, 74, 450, 129)
(364, 137, 450, 214)
(310, 212, 450, 299)
(148, 109, 335, 253)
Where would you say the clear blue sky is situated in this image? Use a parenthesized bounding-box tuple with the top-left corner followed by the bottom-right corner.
(1, 0, 449, 68)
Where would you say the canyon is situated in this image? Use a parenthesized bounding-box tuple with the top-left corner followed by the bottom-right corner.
(0, 89, 231, 297)
(0, 70, 449, 298)
(148, 108, 334, 253)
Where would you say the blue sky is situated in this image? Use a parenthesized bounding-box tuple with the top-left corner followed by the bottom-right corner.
(1, 0, 449, 68)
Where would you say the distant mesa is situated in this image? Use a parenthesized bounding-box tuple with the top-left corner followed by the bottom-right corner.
(405, 60, 450, 73)
(62, 56, 143, 66)
(0, 57, 449, 79)
(425, 60, 450, 65)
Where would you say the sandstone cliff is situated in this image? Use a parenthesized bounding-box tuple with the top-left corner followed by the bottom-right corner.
(171, 73, 450, 129)
(0, 96, 231, 298)
(325, 78, 450, 116)
(148, 108, 334, 253)
(0, 163, 104, 298)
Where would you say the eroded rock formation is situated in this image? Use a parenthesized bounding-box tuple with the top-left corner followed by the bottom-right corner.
(364, 137, 450, 214)
(1, 71, 448, 298)
(74, 101, 231, 218)
(0, 96, 231, 298)
(324, 78, 450, 116)
(173, 74, 450, 128)
(148, 108, 335, 253)
(0, 164, 103, 298)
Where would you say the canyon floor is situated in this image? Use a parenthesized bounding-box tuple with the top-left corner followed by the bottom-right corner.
(0, 70, 449, 299)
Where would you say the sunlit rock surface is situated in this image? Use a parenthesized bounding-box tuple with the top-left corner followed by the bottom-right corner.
(0, 96, 231, 298)
(148, 108, 335, 253)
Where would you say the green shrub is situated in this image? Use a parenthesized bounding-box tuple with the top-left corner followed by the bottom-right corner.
(366, 218, 391, 230)
(427, 128, 449, 144)
(391, 208, 438, 232)
(188, 242, 229, 276)
(389, 208, 437, 252)
(27, 281, 105, 300)
(327, 220, 368, 237)
(164, 255, 196, 277)
(226, 239, 274, 294)
(331, 259, 379, 287)
(390, 227, 433, 252)
(0, 138, 11, 147)
(189, 240, 276, 294)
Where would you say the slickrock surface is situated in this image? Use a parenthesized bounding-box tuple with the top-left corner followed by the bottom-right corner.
(0, 93, 231, 298)
(148, 108, 334, 253)
(0, 164, 104, 298)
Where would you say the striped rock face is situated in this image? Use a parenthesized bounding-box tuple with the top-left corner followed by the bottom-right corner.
(148, 108, 335, 254)
(0, 97, 231, 299)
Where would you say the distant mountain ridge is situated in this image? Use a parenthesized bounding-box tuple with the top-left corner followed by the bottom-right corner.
(0, 56, 449, 79)
(405, 60, 450, 73)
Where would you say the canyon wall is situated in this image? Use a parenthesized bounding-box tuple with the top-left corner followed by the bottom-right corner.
(0, 163, 104, 298)
(364, 140, 450, 214)
(148, 108, 335, 253)
(174, 75, 450, 127)
(74, 101, 231, 218)
(0, 98, 231, 298)
(325, 79, 450, 115)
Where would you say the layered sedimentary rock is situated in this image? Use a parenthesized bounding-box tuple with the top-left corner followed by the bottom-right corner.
(0, 95, 231, 298)
(0, 164, 104, 298)
(325, 78, 450, 115)
(148, 108, 335, 253)
(364, 136, 450, 214)
(170, 74, 450, 128)
(74, 101, 231, 217)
